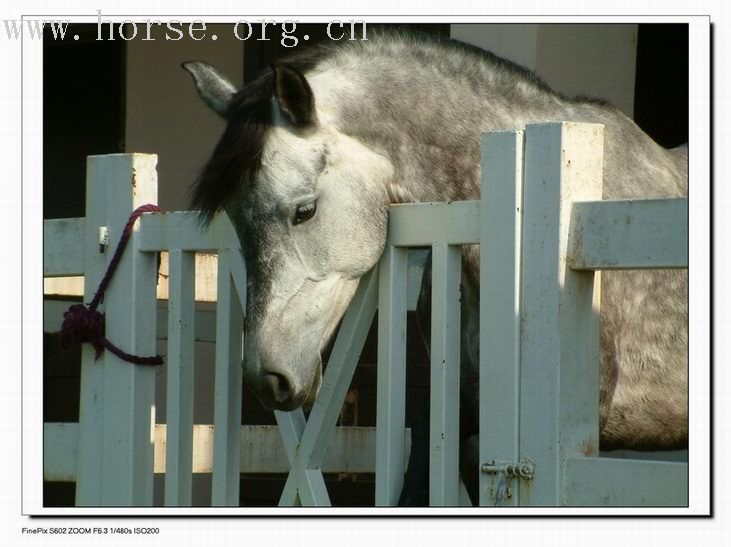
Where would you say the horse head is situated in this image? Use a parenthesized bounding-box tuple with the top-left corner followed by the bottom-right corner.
(183, 60, 393, 410)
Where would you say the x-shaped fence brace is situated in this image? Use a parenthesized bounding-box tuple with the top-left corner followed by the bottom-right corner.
(274, 268, 380, 506)
(271, 251, 428, 506)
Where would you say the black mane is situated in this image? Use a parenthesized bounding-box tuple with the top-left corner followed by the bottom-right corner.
(189, 70, 273, 225)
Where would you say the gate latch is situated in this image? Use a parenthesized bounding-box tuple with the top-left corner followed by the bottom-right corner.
(481, 460, 534, 480)
(98, 226, 109, 253)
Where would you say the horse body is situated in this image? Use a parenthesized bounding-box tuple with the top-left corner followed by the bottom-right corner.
(183, 30, 688, 480)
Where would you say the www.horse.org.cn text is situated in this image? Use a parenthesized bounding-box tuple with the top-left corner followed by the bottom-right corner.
(94, 13, 368, 46)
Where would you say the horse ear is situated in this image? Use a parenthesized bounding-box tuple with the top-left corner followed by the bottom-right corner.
(181, 61, 237, 117)
(271, 64, 316, 128)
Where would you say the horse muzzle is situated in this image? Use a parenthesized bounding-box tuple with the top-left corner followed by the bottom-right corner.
(243, 354, 322, 411)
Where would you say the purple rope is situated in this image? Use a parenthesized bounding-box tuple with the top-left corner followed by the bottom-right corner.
(59, 204, 164, 366)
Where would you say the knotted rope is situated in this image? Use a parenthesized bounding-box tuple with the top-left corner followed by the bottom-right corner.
(59, 204, 164, 366)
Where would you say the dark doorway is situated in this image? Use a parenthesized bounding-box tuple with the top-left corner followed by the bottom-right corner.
(43, 24, 126, 219)
(633, 24, 689, 148)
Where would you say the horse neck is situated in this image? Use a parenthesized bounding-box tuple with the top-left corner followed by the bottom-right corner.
(383, 153, 480, 206)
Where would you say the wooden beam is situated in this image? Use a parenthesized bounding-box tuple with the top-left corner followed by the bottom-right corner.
(164, 250, 196, 506)
(44, 253, 221, 302)
(569, 198, 688, 270)
(138, 211, 239, 252)
(388, 201, 480, 246)
(519, 122, 603, 506)
(563, 456, 688, 506)
(479, 130, 524, 506)
(43, 218, 86, 277)
(211, 249, 245, 506)
(75, 153, 159, 507)
(429, 243, 462, 506)
(44, 423, 413, 479)
(375, 245, 409, 506)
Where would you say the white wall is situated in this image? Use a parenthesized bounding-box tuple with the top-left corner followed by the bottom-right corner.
(451, 24, 638, 117)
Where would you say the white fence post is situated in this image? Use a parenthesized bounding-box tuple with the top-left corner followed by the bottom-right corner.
(518, 122, 603, 506)
(76, 153, 159, 506)
(479, 130, 524, 506)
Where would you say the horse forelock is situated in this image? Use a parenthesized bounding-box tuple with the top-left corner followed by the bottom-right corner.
(189, 42, 344, 225)
(189, 77, 272, 225)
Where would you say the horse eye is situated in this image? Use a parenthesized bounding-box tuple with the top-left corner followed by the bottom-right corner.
(293, 200, 317, 225)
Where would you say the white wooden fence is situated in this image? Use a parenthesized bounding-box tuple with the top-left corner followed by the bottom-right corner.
(43, 121, 688, 508)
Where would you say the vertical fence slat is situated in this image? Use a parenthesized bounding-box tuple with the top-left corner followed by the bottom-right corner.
(429, 243, 462, 506)
(164, 249, 196, 506)
(75, 156, 112, 505)
(228, 249, 247, 312)
(375, 245, 409, 506)
(211, 249, 244, 506)
(519, 122, 603, 506)
(479, 130, 524, 506)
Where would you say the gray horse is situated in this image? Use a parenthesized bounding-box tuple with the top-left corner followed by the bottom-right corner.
(182, 29, 688, 504)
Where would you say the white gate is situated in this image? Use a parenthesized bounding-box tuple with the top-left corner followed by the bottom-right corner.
(42, 121, 689, 508)
(477, 123, 688, 506)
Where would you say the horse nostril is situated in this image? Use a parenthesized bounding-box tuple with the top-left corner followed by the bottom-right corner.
(264, 372, 292, 403)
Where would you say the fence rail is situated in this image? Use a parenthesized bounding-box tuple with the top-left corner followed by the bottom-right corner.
(42, 122, 689, 508)
(44, 423, 409, 480)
